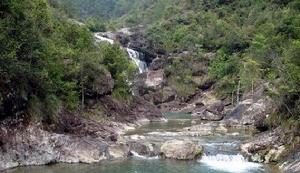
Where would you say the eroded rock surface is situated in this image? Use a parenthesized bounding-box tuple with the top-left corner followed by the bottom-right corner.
(160, 140, 202, 160)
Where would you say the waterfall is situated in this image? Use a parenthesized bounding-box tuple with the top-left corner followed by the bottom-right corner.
(126, 48, 148, 73)
(199, 154, 262, 173)
(94, 33, 148, 73)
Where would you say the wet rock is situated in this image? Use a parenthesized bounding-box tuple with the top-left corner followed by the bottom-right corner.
(160, 140, 203, 160)
(108, 145, 130, 159)
(127, 141, 158, 157)
(241, 128, 283, 163)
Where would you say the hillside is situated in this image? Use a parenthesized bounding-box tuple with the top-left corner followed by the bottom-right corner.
(0, 0, 300, 172)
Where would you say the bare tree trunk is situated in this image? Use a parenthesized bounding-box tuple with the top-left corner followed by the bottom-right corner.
(252, 80, 254, 101)
(231, 91, 234, 106)
(237, 80, 241, 104)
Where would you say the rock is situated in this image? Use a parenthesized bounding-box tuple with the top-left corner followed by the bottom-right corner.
(241, 128, 283, 163)
(130, 96, 164, 121)
(265, 146, 285, 163)
(0, 124, 110, 171)
(133, 70, 166, 96)
(225, 97, 273, 131)
(149, 57, 168, 70)
(160, 140, 203, 160)
(127, 141, 158, 157)
(108, 145, 130, 159)
(241, 97, 273, 131)
(280, 151, 300, 173)
(151, 87, 176, 105)
(145, 70, 165, 89)
(99, 96, 163, 123)
(192, 101, 224, 121)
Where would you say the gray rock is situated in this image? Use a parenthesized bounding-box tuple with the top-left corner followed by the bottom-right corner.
(226, 97, 273, 131)
(0, 125, 109, 171)
(150, 87, 176, 105)
(127, 141, 158, 157)
(241, 128, 283, 163)
(133, 70, 166, 96)
(192, 101, 224, 121)
(280, 151, 300, 173)
(160, 140, 203, 160)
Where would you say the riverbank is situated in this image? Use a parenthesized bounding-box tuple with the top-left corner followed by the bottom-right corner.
(2, 113, 281, 173)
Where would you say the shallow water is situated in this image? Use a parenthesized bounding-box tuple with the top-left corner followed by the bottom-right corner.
(5, 113, 280, 173)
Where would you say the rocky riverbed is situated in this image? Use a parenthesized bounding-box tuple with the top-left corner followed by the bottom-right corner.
(2, 113, 281, 173)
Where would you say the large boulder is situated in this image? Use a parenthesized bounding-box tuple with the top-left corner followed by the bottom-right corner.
(133, 70, 166, 96)
(225, 97, 273, 131)
(241, 97, 273, 131)
(192, 101, 224, 121)
(160, 140, 203, 160)
(0, 123, 109, 171)
(149, 57, 169, 70)
(127, 141, 159, 157)
(241, 128, 285, 163)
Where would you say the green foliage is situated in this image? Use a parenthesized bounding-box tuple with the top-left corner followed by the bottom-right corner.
(165, 58, 197, 99)
(0, 0, 136, 120)
(100, 43, 137, 100)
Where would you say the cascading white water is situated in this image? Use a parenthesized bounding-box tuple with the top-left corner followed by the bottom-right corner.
(199, 154, 262, 173)
(94, 33, 148, 73)
(130, 151, 159, 160)
(126, 48, 148, 73)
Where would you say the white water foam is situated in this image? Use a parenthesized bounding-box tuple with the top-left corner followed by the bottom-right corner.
(199, 154, 262, 173)
(130, 151, 159, 160)
(147, 131, 179, 137)
(126, 48, 148, 73)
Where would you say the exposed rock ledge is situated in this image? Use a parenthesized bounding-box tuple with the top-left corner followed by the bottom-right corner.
(160, 140, 203, 160)
(0, 117, 132, 171)
(0, 95, 164, 171)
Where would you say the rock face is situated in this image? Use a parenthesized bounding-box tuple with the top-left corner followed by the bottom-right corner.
(0, 123, 110, 171)
(280, 151, 300, 173)
(133, 70, 166, 96)
(145, 70, 165, 89)
(192, 100, 224, 121)
(127, 141, 159, 157)
(98, 96, 163, 123)
(160, 140, 202, 160)
(241, 128, 285, 163)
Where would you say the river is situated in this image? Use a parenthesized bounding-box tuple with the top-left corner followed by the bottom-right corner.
(5, 113, 280, 173)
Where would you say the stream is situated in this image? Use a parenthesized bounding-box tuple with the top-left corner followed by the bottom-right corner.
(5, 113, 280, 173)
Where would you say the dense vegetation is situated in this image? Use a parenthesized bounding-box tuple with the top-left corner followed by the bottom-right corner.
(1, 0, 300, 129)
(134, 0, 300, 128)
(0, 0, 136, 121)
